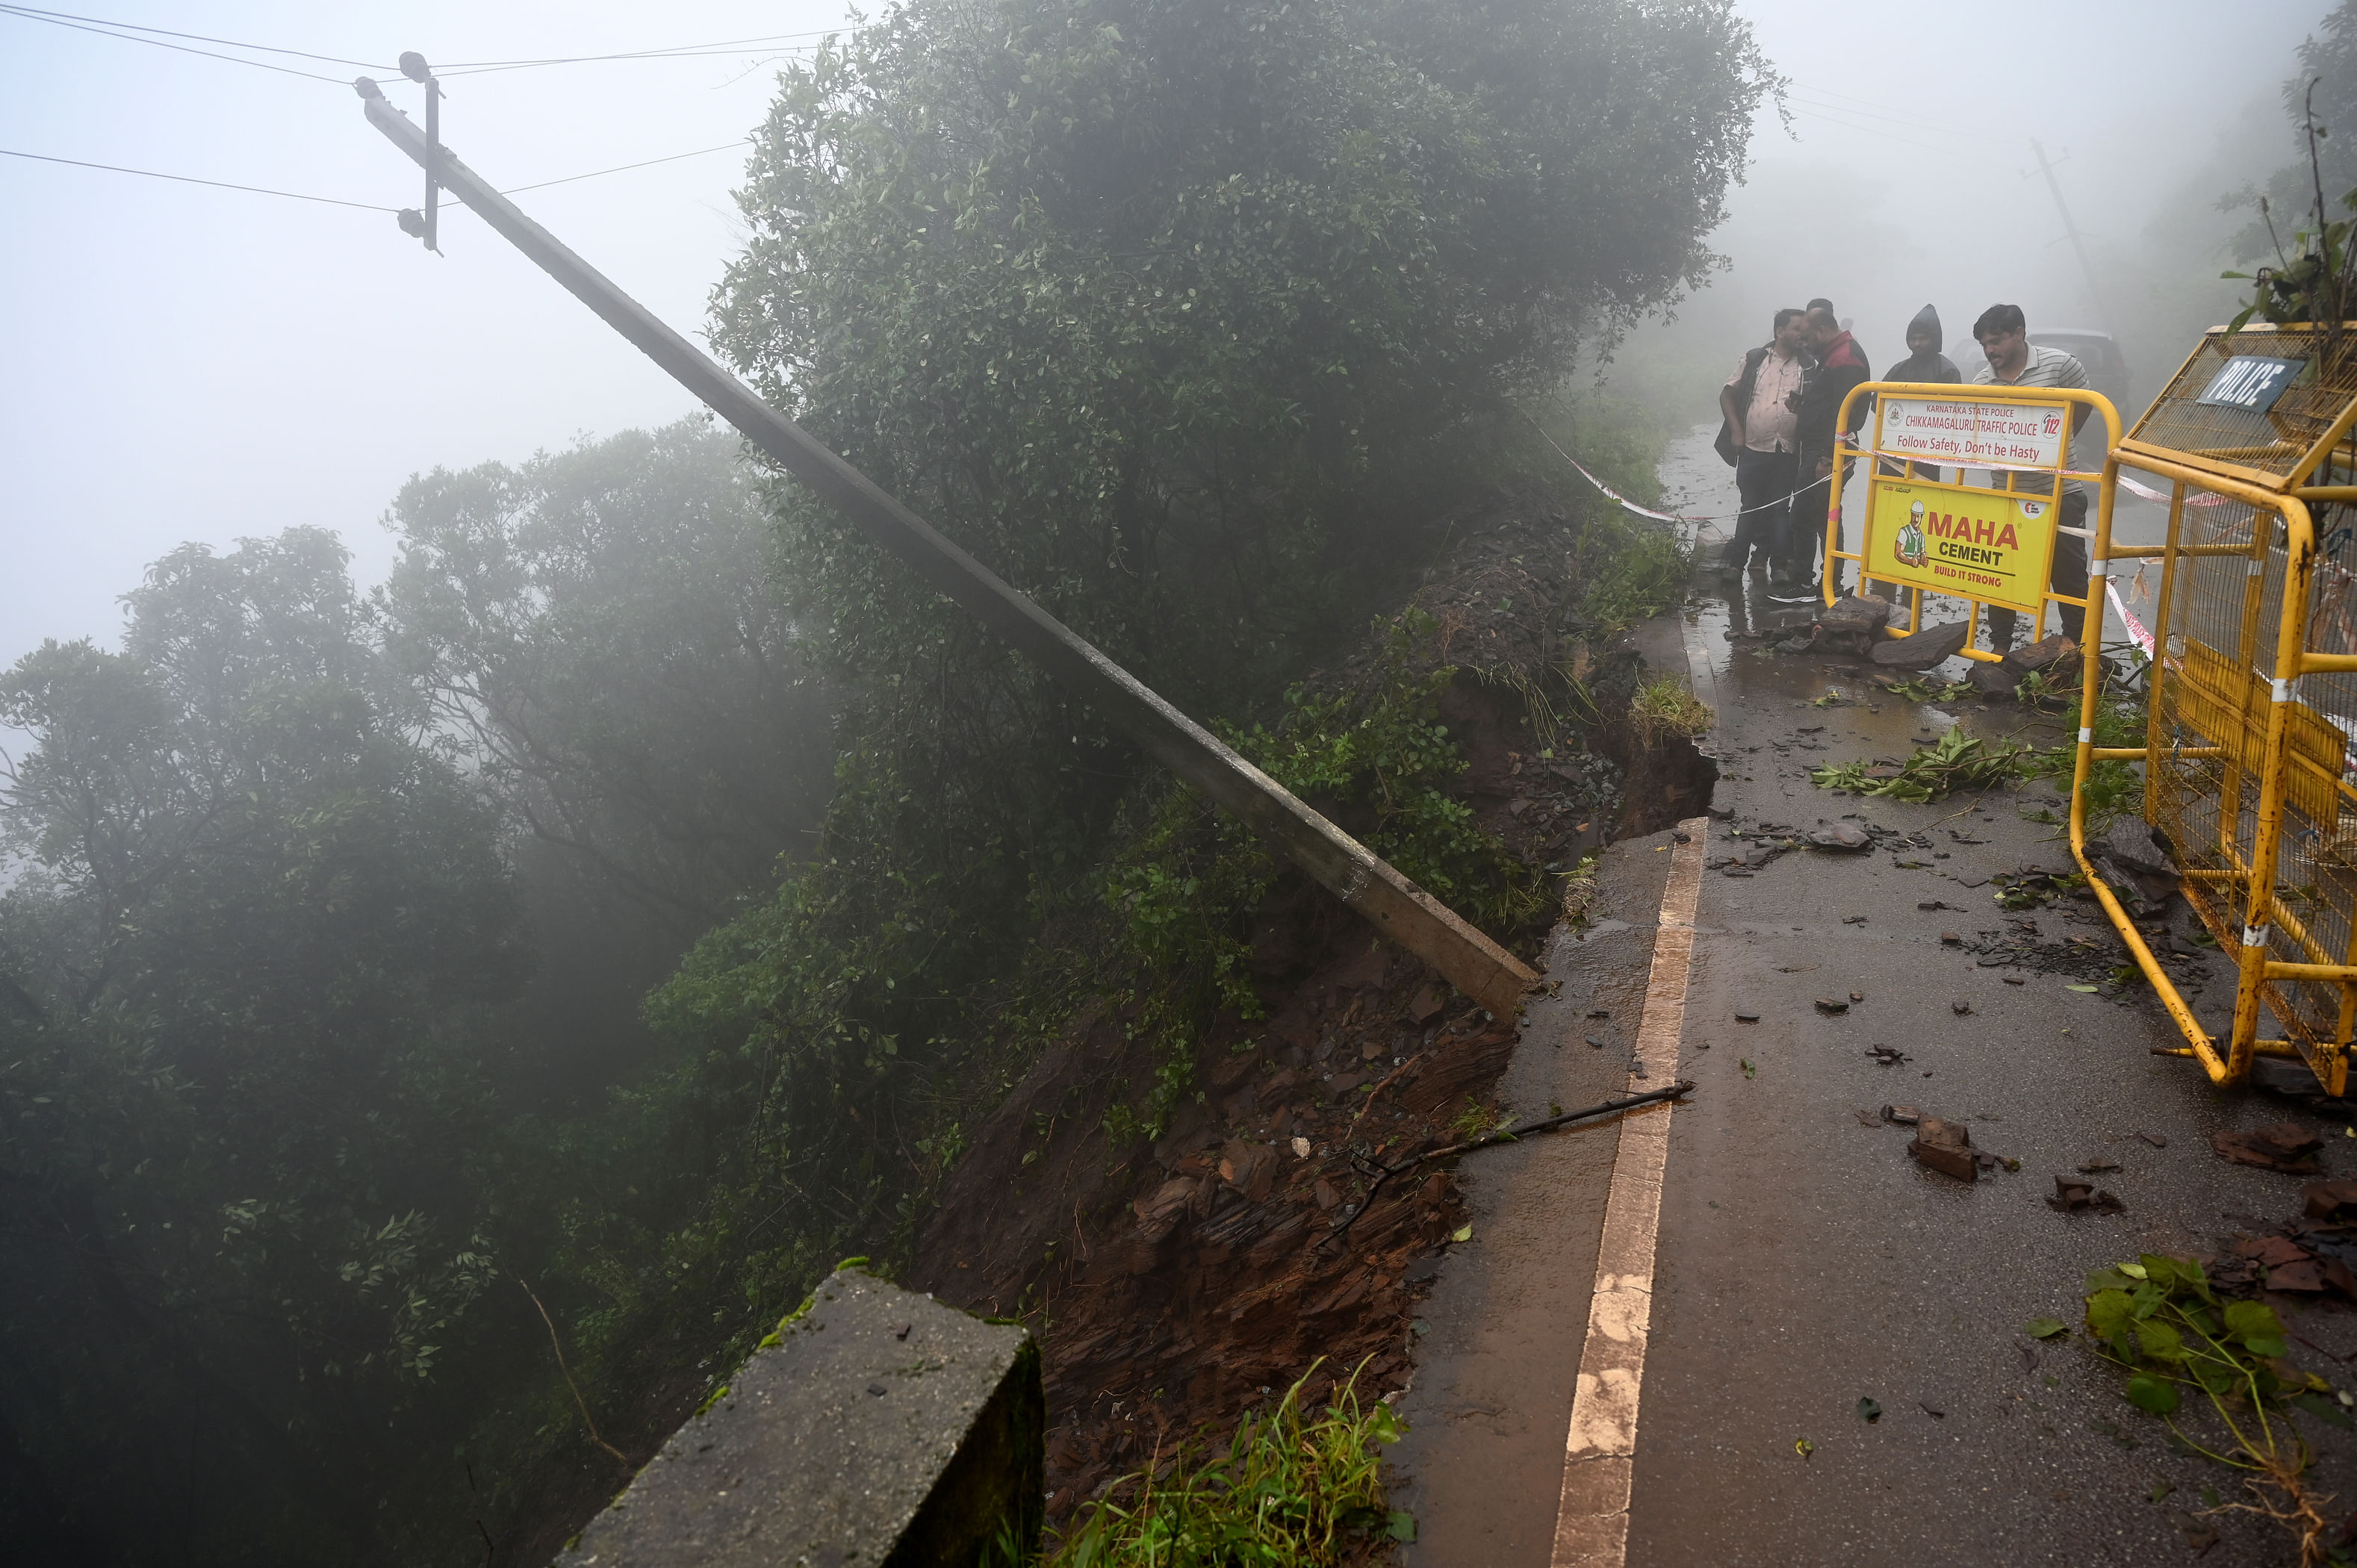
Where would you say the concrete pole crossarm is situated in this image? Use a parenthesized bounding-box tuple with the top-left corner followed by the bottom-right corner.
(358, 95, 1537, 1015)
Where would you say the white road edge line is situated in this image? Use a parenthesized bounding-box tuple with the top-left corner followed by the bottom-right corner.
(1548, 816, 1708, 1568)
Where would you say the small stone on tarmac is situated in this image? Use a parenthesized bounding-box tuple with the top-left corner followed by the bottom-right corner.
(1815, 997, 1849, 1015)
(1883, 1104, 1920, 1124)
(1850, 990, 1865, 1002)
(2212, 1122, 2324, 1172)
(1920, 1400, 1946, 1419)
(1941, 930, 1962, 944)
(1910, 1116, 1977, 1181)
(2002, 975, 2025, 985)
(2136, 1130, 2168, 1148)
(1952, 1000, 1972, 1015)
(1735, 1009, 1760, 1023)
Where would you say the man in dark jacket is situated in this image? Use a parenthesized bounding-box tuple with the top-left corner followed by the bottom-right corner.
(1884, 304, 1961, 388)
(1878, 304, 1963, 482)
(1776, 304, 1872, 595)
(1712, 307, 1809, 577)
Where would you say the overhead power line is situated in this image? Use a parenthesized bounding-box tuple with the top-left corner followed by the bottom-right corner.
(0, 2, 395, 68)
(1, 134, 751, 215)
(501, 140, 752, 194)
(0, 3, 362, 82)
(0, 146, 398, 210)
(1787, 78, 1984, 143)
(0, 4, 842, 85)
(1782, 104, 1972, 158)
(435, 28, 839, 75)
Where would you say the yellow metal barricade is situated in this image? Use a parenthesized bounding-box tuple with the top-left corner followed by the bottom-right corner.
(1818, 335, 2357, 1094)
(2079, 323, 2357, 1095)
(1825, 382, 2123, 658)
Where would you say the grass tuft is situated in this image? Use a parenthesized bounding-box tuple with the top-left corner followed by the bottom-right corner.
(1626, 675, 1712, 744)
(1041, 1363, 1410, 1567)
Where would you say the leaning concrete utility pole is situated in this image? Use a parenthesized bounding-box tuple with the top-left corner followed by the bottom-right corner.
(354, 76, 1537, 1017)
(2029, 140, 2109, 334)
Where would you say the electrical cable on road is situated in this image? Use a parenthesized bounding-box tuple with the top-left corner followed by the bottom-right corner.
(0, 145, 400, 211)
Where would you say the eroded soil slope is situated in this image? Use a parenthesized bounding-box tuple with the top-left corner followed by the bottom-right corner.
(904, 485, 1713, 1519)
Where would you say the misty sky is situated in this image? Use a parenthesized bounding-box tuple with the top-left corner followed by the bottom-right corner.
(0, 0, 2332, 670)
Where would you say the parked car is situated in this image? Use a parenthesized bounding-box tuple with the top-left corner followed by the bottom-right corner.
(2028, 328, 2131, 412)
(1953, 328, 2131, 414)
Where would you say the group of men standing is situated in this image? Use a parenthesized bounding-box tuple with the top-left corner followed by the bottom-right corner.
(1713, 299, 2093, 649)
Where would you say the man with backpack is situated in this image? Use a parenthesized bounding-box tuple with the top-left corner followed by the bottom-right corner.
(1712, 307, 1810, 578)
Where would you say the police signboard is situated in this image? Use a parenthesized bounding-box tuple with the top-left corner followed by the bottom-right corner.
(1878, 396, 2070, 469)
(2194, 355, 2304, 414)
(1866, 479, 2058, 616)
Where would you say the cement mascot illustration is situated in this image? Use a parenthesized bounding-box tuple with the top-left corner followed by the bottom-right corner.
(1895, 500, 1930, 569)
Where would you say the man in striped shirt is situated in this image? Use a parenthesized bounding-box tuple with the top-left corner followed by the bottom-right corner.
(1972, 303, 2092, 651)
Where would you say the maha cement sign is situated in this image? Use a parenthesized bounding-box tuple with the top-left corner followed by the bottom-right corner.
(1878, 396, 2072, 470)
(1867, 478, 2058, 616)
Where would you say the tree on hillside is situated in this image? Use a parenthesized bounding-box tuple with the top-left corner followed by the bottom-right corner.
(2230, 0, 2357, 263)
(0, 529, 518, 1561)
(716, 0, 1773, 714)
(630, 0, 1775, 1404)
(379, 416, 833, 932)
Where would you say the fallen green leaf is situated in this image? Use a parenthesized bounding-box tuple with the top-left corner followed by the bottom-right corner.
(1794, 1437, 1814, 1460)
(1857, 1397, 1882, 1423)
(2066, 983, 2099, 993)
(2026, 1316, 2070, 1340)
(1450, 1224, 1473, 1243)
(1740, 1058, 1757, 1080)
(1388, 1511, 1417, 1543)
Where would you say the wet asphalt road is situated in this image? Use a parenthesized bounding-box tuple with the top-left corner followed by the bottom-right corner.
(1396, 428, 2357, 1566)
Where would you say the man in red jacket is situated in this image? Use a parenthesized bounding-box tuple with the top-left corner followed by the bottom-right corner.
(1775, 304, 1872, 598)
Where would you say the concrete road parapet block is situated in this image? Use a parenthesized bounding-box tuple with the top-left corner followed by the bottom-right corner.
(553, 1267, 1041, 1567)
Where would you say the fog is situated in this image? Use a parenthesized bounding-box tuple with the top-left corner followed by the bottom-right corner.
(0, 0, 850, 669)
(1618, 2, 2321, 425)
(1, 7, 2346, 1561)
(0, 1, 2332, 673)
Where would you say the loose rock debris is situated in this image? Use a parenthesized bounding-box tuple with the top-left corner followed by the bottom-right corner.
(2049, 1176, 2126, 1213)
(1911, 1116, 1978, 1181)
(2211, 1121, 2326, 1173)
(1866, 1045, 1911, 1066)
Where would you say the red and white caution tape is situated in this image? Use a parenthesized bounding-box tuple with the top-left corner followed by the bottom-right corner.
(2117, 471, 2233, 507)
(2106, 578, 2156, 658)
(1554, 447, 1828, 526)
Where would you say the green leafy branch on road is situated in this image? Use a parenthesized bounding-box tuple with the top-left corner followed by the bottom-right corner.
(1810, 724, 2035, 803)
(2047, 1254, 2348, 1565)
(1809, 661, 2145, 818)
